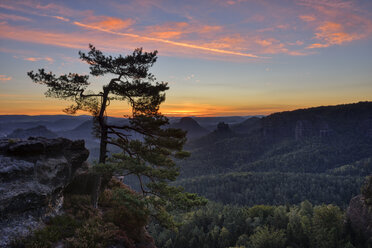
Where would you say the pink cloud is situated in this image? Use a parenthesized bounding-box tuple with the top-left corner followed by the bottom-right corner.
(256, 39, 273, 47)
(0, 0, 93, 20)
(0, 13, 32, 22)
(297, 0, 372, 49)
(297, 0, 355, 10)
(0, 23, 87, 49)
(145, 21, 223, 40)
(299, 15, 316, 22)
(24, 57, 54, 63)
(1, 0, 371, 59)
(307, 21, 365, 48)
(0, 74, 12, 81)
(53, 16, 70, 22)
(73, 21, 260, 58)
(85, 16, 135, 30)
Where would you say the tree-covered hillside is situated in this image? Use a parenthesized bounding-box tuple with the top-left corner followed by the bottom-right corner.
(177, 102, 372, 207)
(150, 201, 367, 248)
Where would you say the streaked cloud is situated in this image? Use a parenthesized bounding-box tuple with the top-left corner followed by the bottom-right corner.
(0, 0, 371, 117)
(145, 21, 222, 40)
(299, 15, 316, 22)
(308, 21, 365, 48)
(0, 74, 12, 81)
(24, 57, 54, 63)
(0, 23, 87, 49)
(0, 13, 32, 22)
(297, 0, 372, 49)
(0, 0, 371, 60)
(73, 21, 260, 58)
(85, 16, 134, 30)
(53, 16, 70, 22)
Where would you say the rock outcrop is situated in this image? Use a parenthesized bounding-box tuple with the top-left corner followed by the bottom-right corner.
(171, 117, 208, 140)
(0, 137, 89, 247)
(347, 195, 372, 244)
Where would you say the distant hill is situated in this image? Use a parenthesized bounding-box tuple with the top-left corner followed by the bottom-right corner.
(7, 125, 58, 139)
(191, 116, 249, 131)
(178, 101, 372, 207)
(58, 120, 96, 140)
(231, 116, 261, 134)
(0, 115, 90, 134)
(171, 117, 209, 140)
(188, 122, 236, 148)
(0, 103, 371, 207)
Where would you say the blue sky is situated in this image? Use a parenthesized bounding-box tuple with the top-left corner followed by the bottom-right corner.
(0, 0, 371, 116)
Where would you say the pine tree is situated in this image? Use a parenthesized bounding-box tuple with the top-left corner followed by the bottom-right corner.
(28, 44, 206, 226)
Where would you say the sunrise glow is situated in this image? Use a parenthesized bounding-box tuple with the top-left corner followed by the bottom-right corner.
(0, 0, 371, 116)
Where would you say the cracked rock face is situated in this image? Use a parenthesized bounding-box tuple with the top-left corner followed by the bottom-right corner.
(0, 137, 89, 247)
(347, 195, 372, 244)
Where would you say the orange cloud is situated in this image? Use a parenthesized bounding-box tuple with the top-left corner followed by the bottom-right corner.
(150, 31, 183, 39)
(53, 16, 70, 22)
(86, 16, 135, 30)
(307, 21, 363, 48)
(0, 0, 94, 24)
(146, 21, 222, 40)
(0, 20, 260, 61)
(24, 57, 39, 61)
(74, 21, 260, 58)
(0, 74, 12, 81)
(299, 15, 316, 22)
(307, 43, 329, 48)
(158, 102, 296, 117)
(297, 0, 372, 49)
(160, 103, 235, 117)
(2, 0, 369, 59)
(0, 23, 88, 49)
(24, 57, 54, 62)
(256, 39, 272, 47)
(287, 50, 314, 56)
(200, 25, 222, 33)
(255, 38, 289, 54)
(201, 35, 246, 50)
(224, 0, 248, 6)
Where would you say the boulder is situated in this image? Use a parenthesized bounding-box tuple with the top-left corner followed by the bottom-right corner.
(346, 195, 372, 244)
(0, 137, 89, 247)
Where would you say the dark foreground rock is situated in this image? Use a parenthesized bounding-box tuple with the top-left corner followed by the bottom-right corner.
(0, 137, 89, 247)
(347, 195, 372, 244)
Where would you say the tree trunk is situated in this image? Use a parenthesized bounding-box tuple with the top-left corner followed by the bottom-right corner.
(93, 81, 115, 207)
(98, 84, 111, 164)
(99, 125, 108, 163)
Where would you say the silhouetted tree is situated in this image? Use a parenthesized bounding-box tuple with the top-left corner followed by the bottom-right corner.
(28, 45, 206, 224)
(28, 44, 168, 164)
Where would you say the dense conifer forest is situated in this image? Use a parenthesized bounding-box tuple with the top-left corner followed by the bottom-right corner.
(1, 102, 372, 247)
(148, 102, 372, 247)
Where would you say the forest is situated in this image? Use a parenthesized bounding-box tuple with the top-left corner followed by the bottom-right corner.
(146, 102, 372, 247)
(149, 199, 368, 248)
(1, 44, 371, 247)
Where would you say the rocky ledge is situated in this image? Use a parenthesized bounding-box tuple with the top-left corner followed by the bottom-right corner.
(0, 137, 89, 247)
(347, 194, 372, 244)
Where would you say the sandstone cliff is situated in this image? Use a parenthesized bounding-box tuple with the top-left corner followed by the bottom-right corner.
(0, 137, 156, 248)
(0, 137, 89, 247)
(347, 195, 372, 244)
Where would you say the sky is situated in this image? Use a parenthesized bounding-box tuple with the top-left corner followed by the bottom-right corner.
(0, 0, 371, 117)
